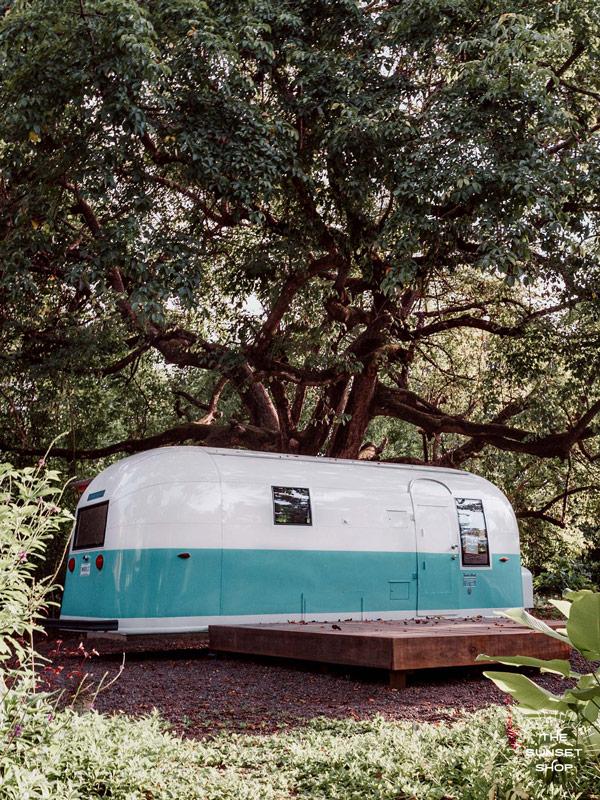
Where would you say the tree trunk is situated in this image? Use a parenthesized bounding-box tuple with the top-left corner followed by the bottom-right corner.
(327, 361, 379, 459)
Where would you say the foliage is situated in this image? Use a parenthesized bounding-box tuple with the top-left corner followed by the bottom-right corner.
(0, 0, 598, 484)
(534, 557, 597, 596)
(478, 590, 600, 755)
(1, 707, 599, 799)
(0, 0, 598, 583)
(580, 522, 600, 588)
(0, 461, 72, 666)
(0, 461, 73, 784)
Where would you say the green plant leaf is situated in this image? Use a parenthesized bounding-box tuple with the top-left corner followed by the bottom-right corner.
(495, 607, 570, 644)
(563, 589, 595, 602)
(548, 598, 571, 618)
(483, 671, 570, 711)
(476, 653, 573, 677)
(564, 686, 600, 702)
(567, 593, 600, 660)
(583, 700, 600, 723)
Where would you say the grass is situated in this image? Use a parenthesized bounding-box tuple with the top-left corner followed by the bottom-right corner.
(2, 705, 599, 799)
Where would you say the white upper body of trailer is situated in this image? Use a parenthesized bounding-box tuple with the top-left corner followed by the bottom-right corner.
(78, 445, 522, 557)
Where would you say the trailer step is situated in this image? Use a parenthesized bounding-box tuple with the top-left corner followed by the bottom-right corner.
(43, 618, 119, 632)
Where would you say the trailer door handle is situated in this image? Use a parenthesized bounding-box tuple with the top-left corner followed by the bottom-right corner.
(177, 552, 191, 559)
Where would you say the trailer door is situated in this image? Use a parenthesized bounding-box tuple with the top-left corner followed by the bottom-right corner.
(409, 479, 460, 615)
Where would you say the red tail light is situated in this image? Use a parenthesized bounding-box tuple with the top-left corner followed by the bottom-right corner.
(95, 554, 104, 571)
(68, 557, 75, 573)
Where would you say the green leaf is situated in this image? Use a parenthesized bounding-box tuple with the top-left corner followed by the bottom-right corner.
(495, 607, 570, 644)
(567, 593, 600, 660)
(564, 686, 600, 702)
(476, 654, 573, 677)
(548, 598, 571, 618)
(563, 589, 595, 602)
(483, 671, 570, 712)
(583, 700, 600, 723)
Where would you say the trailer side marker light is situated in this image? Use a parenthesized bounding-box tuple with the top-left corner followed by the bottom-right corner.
(74, 479, 92, 496)
(68, 557, 75, 573)
(95, 554, 104, 571)
(499, 557, 509, 562)
(177, 552, 191, 559)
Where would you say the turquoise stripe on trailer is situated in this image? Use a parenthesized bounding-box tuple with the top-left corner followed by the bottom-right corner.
(60, 548, 523, 620)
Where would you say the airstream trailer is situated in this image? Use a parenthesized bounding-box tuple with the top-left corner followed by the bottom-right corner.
(59, 446, 533, 634)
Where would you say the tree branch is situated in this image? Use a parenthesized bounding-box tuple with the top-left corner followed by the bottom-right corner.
(546, 42, 586, 92)
(101, 344, 150, 376)
(373, 384, 599, 459)
(514, 510, 566, 528)
(547, 121, 600, 155)
(0, 420, 279, 461)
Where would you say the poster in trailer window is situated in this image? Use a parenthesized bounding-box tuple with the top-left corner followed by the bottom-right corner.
(455, 498, 490, 566)
(59, 446, 533, 634)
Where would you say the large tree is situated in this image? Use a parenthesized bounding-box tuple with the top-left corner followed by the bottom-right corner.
(1, 0, 599, 488)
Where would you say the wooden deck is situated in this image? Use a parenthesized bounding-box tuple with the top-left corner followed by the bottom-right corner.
(209, 617, 571, 688)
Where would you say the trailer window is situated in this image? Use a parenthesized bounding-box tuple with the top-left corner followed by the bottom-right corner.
(272, 487, 312, 525)
(73, 501, 108, 550)
(455, 498, 490, 566)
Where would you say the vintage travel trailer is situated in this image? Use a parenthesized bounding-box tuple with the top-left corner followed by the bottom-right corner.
(59, 446, 534, 634)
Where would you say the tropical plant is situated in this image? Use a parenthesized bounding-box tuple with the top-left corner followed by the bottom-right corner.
(0, 460, 72, 667)
(0, 460, 73, 762)
(478, 590, 600, 756)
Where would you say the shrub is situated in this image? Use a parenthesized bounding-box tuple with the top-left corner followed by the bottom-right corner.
(1, 706, 599, 799)
(0, 461, 73, 771)
(0, 461, 72, 652)
(478, 590, 600, 758)
(534, 557, 597, 596)
(0, 461, 73, 663)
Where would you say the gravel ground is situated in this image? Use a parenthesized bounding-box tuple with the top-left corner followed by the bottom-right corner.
(34, 630, 591, 740)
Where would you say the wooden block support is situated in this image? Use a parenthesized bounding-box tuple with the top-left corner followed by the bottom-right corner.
(389, 670, 407, 690)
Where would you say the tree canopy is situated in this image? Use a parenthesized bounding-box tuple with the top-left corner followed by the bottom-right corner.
(1, 0, 599, 536)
